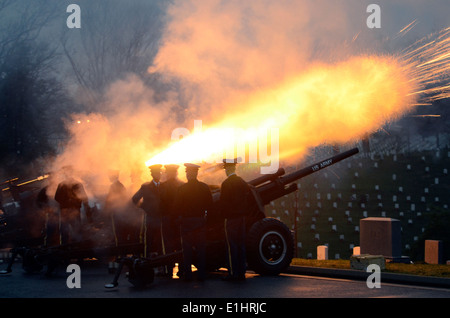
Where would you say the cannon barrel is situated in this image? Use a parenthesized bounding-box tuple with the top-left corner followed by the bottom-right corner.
(253, 147, 359, 205)
(279, 147, 359, 185)
(247, 167, 285, 186)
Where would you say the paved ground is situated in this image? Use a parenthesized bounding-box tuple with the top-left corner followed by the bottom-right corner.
(1, 260, 449, 298)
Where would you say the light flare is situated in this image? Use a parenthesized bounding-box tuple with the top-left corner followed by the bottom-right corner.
(146, 27, 450, 169)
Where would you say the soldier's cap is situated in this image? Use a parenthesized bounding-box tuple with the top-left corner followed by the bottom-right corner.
(222, 157, 242, 167)
(164, 164, 179, 172)
(148, 164, 163, 171)
(184, 163, 201, 170)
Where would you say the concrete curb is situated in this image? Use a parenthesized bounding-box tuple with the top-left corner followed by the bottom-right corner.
(285, 265, 450, 289)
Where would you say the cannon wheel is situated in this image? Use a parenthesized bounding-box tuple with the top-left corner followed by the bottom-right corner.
(22, 249, 43, 274)
(246, 217, 294, 276)
(127, 258, 155, 288)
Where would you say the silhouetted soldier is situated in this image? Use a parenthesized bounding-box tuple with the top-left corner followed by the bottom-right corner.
(175, 163, 213, 281)
(36, 173, 59, 247)
(132, 164, 162, 258)
(160, 164, 185, 277)
(105, 170, 129, 246)
(54, 166, 90, 245)
(220, 158, 251, 281)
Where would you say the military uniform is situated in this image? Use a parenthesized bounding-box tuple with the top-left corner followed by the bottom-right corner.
(160, 164, 184, 276)
(105, 172, 130, 246)
(220, 158, 251, 281)
(175, 163, 213, 281)
(54, 177, 90, 245)
(132, 164, 162, 258)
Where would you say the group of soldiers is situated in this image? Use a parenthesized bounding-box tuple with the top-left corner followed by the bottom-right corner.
(128, 159, 253, 282)
(39, 159, 254, 282)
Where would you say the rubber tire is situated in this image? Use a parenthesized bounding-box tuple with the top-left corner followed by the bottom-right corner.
(246, 218, 294, 276)
(127, 259, 155, 288)
(22, 249, 43, 274)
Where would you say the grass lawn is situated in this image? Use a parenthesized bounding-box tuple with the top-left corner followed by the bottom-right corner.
(291, 258, 450, 278)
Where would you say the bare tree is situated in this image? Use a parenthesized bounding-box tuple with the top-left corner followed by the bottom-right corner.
(60, 0, 167, 110)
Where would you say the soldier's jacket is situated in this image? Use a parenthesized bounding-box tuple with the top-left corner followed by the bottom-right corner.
(132, 181, 161, 218)
(219, 174, 252, 219)
(160, 178, 185, 217)
(54, 178, 88, 210)
(175, 179, 213, 218)
(105, 180, 127, 210)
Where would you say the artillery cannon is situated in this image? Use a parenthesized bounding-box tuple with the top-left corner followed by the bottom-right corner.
(1, 148, 359, 286)
(105, 147, 359, 288)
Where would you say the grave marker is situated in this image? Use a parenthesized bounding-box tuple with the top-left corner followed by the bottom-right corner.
(425, 240, 444, 264)
(360, 217, 409, 262)
(317, 245, 328, 260)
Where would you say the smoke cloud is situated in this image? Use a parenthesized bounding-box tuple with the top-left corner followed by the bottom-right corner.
(48, 0, 448, 200)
